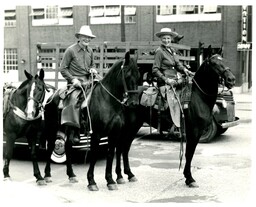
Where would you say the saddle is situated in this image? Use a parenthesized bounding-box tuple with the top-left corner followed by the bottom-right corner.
(3, 84, 16, 119)
(57, 83, 93, 110)
(139, 77, 192, 121)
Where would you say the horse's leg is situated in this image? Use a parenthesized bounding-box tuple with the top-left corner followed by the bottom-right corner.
(183, 137, 199, 188)
(3, 133, 15, 180)
(115, 147, 125, 184)
(122, 141, 137, 182)
(87, 133, 100, 191)
(44, 132, 55, 183)
(65, 128, 78, 183)
(105, 135, 118, 190)
(44, 99, 60, 183)
(27, 134, 46, 185)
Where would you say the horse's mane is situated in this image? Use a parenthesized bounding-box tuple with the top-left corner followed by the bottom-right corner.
(18, 79, 30, 90)
(104, 60, 123, 80)
(102, 59, 126, 90)
(193, 54, 220, 97)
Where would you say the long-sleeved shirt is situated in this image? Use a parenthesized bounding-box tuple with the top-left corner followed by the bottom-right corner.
(60, 42, 95, 83)
(152, 44, 185, 83)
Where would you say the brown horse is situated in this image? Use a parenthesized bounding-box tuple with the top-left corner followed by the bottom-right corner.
(3, 69, 48, 185)
(115, 45, 236, 188)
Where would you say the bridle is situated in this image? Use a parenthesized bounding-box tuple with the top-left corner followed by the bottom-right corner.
(192, 54, 231, 97)
(8, 80, 46, 121)
(99, 59, 139, 106)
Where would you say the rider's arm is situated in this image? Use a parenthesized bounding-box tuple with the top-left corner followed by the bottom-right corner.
(60, 48, 74, 83)
(152, 49, 167, 82)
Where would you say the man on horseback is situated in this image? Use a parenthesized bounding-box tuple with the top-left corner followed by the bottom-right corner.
(153, 28, 193, 137)
(60, 25, 97, 144)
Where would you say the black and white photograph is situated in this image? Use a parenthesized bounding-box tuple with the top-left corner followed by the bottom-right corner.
(1, 0, 254, 205)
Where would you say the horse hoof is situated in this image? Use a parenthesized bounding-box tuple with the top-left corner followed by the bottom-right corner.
(36, 180, 47, 186)
(69, 177, 78, 183)
(116, 178, 126, 184)
(107, 183, 118, 190)
(88, 184, 99, 191)
(44, 177, 52, 183)
(3, 177, 12, 181)
(129, 176, 138, 182)
(188, 182, 199, 188)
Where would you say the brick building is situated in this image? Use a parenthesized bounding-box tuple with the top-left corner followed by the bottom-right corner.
(3, 5, 252, 92)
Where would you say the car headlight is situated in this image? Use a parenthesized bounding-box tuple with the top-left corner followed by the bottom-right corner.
(222, 99, 227, 108)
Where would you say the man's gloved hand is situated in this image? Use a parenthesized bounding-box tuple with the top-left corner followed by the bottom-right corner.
(89, 68, 98, 74)
(165, 78, 177, 87)
(72, 78, 82, 88)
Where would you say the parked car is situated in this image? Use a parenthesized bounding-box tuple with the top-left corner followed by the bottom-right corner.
(199, 87, 240, 143)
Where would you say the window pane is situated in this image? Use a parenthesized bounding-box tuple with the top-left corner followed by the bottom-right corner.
(3, 48, 18, 74)
(46, 6, 58, 19)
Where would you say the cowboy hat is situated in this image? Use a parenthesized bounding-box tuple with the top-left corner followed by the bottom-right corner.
(155, 28, 176, 38)
(171, 32, 184, 43)
(50, 131, 67, 163)
(75, 25, 96, 39)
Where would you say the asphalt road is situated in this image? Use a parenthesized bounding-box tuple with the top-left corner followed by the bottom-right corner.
(1, 97, 253, 205)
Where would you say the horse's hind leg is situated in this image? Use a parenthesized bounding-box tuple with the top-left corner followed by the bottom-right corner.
(65, 137, 78, 183)
(183, 139, 199, 188)
(122, 138, 137, 182)
(3, 133, 16, 180)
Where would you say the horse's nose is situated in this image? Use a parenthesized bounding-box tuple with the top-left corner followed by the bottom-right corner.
(27, 111, 35, 119)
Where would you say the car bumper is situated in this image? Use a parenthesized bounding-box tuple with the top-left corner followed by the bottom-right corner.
(219, 117, 240, 129)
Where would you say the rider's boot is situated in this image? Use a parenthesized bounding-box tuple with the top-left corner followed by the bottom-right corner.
(69, 126, 80, 144)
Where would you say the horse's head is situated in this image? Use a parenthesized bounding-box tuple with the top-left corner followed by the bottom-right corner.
(119, 51, 140, 106)
(24, 69, 46, 119)
(204, 45, 236, 89)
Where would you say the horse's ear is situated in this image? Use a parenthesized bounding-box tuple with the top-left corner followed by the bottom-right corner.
(134, 50, 138, 62)
(39, 69, 45, 80)
(124, 51, 131, 65)
(24, 70, 33, 80)
(206, 45, 213, 58)
(217, 45, 224, 57)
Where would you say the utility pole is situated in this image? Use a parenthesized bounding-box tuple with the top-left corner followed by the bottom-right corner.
(121, 5, 125, 42)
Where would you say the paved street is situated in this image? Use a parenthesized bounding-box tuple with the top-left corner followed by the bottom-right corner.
(1, 92, 253, 205)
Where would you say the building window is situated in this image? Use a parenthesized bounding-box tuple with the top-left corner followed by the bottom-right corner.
(156, 5, 221, 22)
(31, 6, 73, 26)
(4, 10, 16, 27)
(90, 5, 136, 24)
(3, 49, 18, 74)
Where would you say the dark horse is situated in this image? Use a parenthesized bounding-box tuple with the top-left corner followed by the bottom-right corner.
(86, 51, 140, 191)
(3, 69, 48, 185)
(114, 46, 236, 188)
(42, 51, 140, 188)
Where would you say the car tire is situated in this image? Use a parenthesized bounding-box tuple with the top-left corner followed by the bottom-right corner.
(199, 119, 218, 143)
(217, 127, 228, 135)
(50, 131, 67, 163)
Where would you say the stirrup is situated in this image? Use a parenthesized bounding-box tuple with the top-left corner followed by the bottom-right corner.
(169, 125, 181, 138)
